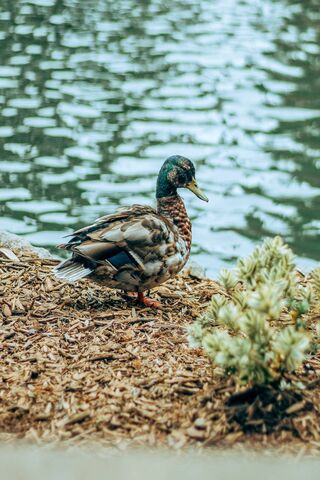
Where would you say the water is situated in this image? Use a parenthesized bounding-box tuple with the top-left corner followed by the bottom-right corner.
(0, 0, 319, 276)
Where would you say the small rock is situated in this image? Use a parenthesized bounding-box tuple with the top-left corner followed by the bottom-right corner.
(194, 417, 206, 429)
(0, 230, 54, 259)
(184, 261, 207, 280)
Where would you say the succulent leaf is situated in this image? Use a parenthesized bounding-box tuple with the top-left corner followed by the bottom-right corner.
(188, 236, 312, 387)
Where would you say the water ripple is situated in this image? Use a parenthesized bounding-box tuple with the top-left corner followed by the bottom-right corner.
(0, 0, 319, 275)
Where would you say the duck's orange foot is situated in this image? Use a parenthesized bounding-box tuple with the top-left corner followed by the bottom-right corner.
(126, 292, 162, 309)
(138, 292, 162, 309)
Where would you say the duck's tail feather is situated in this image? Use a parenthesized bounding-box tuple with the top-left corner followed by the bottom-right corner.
(53, 261, 92, 283)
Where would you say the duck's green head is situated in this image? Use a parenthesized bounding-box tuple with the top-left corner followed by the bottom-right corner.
(156, 155, 208, 202)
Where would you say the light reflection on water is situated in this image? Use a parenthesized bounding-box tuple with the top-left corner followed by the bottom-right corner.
(0, 0, 319, 276)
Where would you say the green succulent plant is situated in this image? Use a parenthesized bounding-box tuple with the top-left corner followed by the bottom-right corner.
(187, 236, 317, 386)
(310, 268, 320, 300)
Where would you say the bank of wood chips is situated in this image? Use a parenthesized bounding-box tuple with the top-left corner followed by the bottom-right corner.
(0, 250, 320, 454)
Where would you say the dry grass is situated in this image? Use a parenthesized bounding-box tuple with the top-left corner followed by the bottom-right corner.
(0, 250, 320, 454)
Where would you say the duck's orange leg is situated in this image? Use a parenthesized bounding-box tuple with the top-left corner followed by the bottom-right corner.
(137, 292, 162, 309)
(126, 292, 161, 308)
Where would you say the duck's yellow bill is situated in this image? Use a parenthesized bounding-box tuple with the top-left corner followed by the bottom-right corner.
(186, 179, 209, 202)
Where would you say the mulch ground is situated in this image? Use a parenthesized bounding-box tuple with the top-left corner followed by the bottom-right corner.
(0, 249, 320, 455)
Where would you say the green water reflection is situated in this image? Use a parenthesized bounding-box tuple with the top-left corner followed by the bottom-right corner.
(0, 0, 319, 275)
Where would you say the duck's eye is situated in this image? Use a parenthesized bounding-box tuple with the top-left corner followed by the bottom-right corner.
(168, 168, 186, 185)
(176, 172, 187, 185)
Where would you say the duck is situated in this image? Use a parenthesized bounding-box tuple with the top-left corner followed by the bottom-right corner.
(53, 155, 208, 308)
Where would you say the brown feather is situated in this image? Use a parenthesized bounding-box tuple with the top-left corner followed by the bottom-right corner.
(54, 200, 191, 292)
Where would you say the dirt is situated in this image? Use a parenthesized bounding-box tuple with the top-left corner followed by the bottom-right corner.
(0, 250, 319, 455)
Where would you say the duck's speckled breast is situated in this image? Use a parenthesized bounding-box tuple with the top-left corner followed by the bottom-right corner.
(90, 221, 189, 292)
(89, 202, 191, 292)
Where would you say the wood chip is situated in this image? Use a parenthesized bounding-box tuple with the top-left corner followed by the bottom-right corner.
(286, 401, 306, 415)
(186, 426, 206, 440)
(63, 411, 91, 426)
(0, 248, 20, 262)
(2, 304, 12, 317)
(0, 248, 319, 455)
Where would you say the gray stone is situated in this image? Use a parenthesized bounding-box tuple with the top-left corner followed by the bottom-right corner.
(184, 260, 208, 280)
(0, 230, 54, 259)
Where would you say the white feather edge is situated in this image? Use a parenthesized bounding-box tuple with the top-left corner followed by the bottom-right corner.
(53, 263, 92, 283)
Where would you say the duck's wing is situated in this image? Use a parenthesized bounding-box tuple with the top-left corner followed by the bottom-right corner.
(53, 205, 174, 282)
